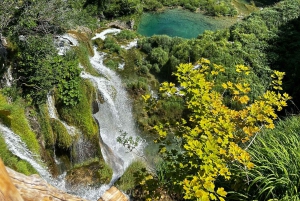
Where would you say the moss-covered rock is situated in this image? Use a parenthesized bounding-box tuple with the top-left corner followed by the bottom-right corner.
(57, 79, 98, 141)
(0, 135, 37, 175)
(115, 160, 147, 192)
(37, 104, 56, 147)
(50, 119, 74, 150)
(0, 93, 40, 155)
(66, 159, 112, 186)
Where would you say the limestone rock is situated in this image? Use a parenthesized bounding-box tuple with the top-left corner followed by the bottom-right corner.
(0, 158, 24, 201)
(97, 186, 128, 201)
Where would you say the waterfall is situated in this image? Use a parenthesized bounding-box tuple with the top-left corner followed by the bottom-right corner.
(0, 124, 51, 180)
(0, 29, 142, 200)
(4, 66, 13, 87)
(47, 94, 94, 164)
(46, 94, 78, 137)
(81, 29, 144, 183)
(80, 49, 144, 182)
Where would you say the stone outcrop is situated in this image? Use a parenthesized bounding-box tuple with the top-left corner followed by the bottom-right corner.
(98, 186, 128, 201)
(107, 20, 134, 30)
(0, 158, 24, 201)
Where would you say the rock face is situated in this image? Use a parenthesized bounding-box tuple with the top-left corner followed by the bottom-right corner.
(107, 20, 134, 30)
(98, 186, 128, 201)
(0, 158, 24, 201)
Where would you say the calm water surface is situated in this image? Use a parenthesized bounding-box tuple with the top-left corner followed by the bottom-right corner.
(137, 9, 234, 38)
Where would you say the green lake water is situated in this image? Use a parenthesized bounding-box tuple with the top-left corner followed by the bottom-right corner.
(137, 9, 234, 39)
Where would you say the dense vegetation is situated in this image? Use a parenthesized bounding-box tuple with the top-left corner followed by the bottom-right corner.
(1, 0, 300, 200)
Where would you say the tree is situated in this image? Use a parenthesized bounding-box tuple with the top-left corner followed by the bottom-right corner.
(143, 58, 290, 200)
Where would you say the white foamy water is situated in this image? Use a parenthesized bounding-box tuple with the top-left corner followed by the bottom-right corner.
(46, 94, 78, 136)
(92, 28, 121, 40)
(121, 39, 138, 50)
(55, 34, 79, 55)
(1, 28, 143, 200)
(81, 45, 144, 183)
(4, 66, 13, 87)
(0, 124, 51, 179)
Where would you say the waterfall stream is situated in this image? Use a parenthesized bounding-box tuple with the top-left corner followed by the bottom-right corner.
(0, 124, 52, 180)
(0, 29, 142, 200)
(81, 31, 144, 183)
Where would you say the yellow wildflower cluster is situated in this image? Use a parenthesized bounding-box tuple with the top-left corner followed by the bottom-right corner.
(144, 59, 291, 201)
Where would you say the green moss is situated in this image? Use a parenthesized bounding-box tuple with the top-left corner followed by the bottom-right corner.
(116, 160, 147, 192)
(57, 79, 98, 140)
(98, 160, 113, 184)
(37, 104, 55, 147)
(0, 135, 37, 175)
(0, 93, 40, 155)
(50, 119, 74, 149)
(66, 158, 112, 185)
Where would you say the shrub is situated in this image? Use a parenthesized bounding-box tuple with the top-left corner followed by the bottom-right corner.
(116, 160, 147, 192)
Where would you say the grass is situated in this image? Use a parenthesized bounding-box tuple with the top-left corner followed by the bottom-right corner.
(116, 160, 147, 192)
(228, 115, 300, 201)
(37, 104, 56, 147)
(0, 130, 37, 175)
(0, 92, 40, 155)
(50, 118, 74, 150)
(56, 79, 98, 141)
(98, 160, 113, 184)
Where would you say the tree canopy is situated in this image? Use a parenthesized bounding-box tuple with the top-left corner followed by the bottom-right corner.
(142, 59, 290, 200)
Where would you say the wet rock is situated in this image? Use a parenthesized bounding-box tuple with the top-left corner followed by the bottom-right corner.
(92, 100, 99, 114)
(107, 20, 133, 30)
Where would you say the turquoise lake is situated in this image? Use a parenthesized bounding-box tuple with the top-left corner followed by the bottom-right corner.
(137, 9, 233, 39)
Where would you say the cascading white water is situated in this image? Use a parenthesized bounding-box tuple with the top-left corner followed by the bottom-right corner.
(0, 29, 142, 201)
(81, 29, 144, 183)
(80, 47, 144, 182)
(47, 94, 78, 136)
(0, 124, 51, 179)
(121, 39, 138, 50)
(4, 66, 13, 87)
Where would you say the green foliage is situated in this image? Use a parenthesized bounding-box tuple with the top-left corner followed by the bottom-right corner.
(228, 115, 300, 201)
(143, 59, 290, 200)
(75, 43, 99, 76)
(115, 30, 137, 41)
(37, 104, 56, 147)
(0, 135, 37, 175)
(98, 160, 113, 184)
(0, 93, 40, 155)
(103, 36, 121, 54)
(56, 51, 82, 106)
(16, 35, 82, 105)
(268, 17, 300, 108)
(57, 79, 98, 140)
(50, 119, 74, 150)
(116, 160, 147, 192)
